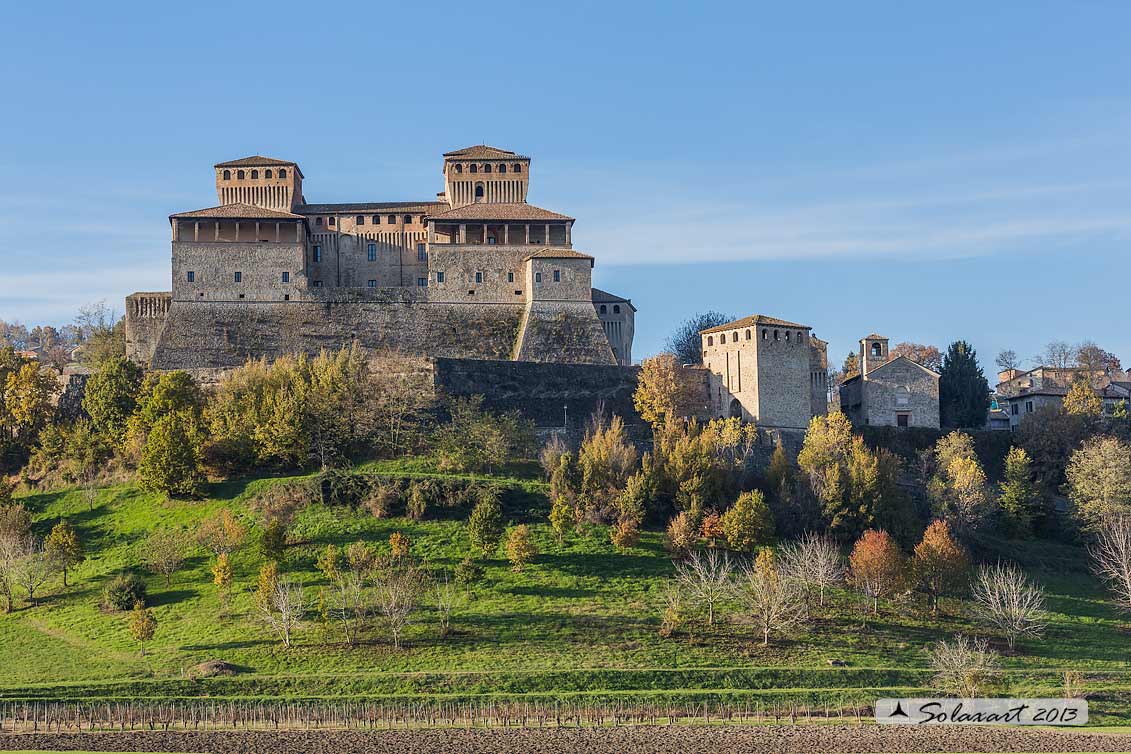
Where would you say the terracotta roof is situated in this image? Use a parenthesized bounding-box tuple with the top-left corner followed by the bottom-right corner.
(215, 156, 296, 168)
(864, 354, 941, 378)
(701, 314, 811, 335)
(443, 145, 529, 160)
(427, 202, 573, 222)
(862, 333, 888, 340)
(524, 248, 594, 261)
(297, 201, 447, 215)
(170, 203, 304, 220)
(591, 287, 629, 303)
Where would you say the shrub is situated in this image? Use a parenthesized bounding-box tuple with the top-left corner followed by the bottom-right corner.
(406, 481, 429, 521)
(467, 490, 504, 556)
(101, 572, 148, 612)
(720, 490, 774, 552)
(665, 511, 698, 556)
(505, 525, 538, 571)
(610, 517, 641, 550)
(389, 531, 411, 559)
(454, 555, 484, 586)
(259, 519, 288, 563)
(364, 480, 401, 519)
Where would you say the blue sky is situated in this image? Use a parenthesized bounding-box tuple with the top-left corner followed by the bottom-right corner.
(1, 1, 1128, 372)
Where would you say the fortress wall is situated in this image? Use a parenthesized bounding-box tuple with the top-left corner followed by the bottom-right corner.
(125, 292, 172, 366)
(173, 242, 308, 300)
(515, 301, 617, 365)
(428, 245, 531, 302)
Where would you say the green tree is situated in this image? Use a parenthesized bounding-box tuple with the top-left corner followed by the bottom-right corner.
(259, 519, 288, 563)
(467, 490, 504, 556)
(505, 524, 538, 571)
(81, 356, 143, 443)
(633, 353, 696, 430)
(212, 552, 233, 611)
(3, 361, 59, 446)
(665, 311, 733, 366)
(1067, 436, 1131, 532)
(433, 395, 535, 473)
(939, 341, 991, 428)
(44, 520, 83, 587)
(720, 490, 775, 552)
(1064, 377, 1103, 418)
(127, 600, 157, 656)
(548, 452, 579, 543)
(998, 447, 1039, 537)
(137, 411, 203, 497)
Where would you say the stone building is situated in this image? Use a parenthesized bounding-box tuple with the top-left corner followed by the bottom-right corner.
(839, 334, 940, 428)
(995, 366, 1131, 429)
(126, 146, 634, 372)
(699, 314, 828, 430)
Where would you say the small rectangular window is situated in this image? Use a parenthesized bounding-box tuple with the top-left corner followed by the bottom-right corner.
(367, 243, 377, 262)
(535, 272, 542, 283)
(436, 271, 445, 283)
(1011, 403, 1018, 415)
(417, 243, 426, 261)
(367, 279, 376, 288)
(475, 271, 483, 283)
(356, 215, 365, 225)
(281, 271, 290, 283)
(328, 216, 335, 226)
(1026, 400, 1033, 413)
(372, 215, 380, 224)
(186, 271, 195, 282)
(553, 269, 561, 282)
(388, 215, 397, 224)
(234, 271, 242, 283)
(417, 277, 427, 287)
(313, 245, 322, 263)
(316, 217, 323, 226)
(313, 280, 324, 288)
(507, 272, 514, 283)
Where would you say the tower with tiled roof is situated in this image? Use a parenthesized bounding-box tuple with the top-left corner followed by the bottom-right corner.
(441, 145, 530, 208)
(214, 156, 304, 212)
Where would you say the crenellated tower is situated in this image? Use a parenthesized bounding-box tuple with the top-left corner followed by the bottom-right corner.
(440, 145, 530, 208)
(214, 156, 304, 212)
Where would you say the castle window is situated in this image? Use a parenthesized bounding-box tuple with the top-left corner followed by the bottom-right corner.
(265, 169, 273, 178)
(774, 330, 780, 341)
(513, 164, 522, 173)
(708, 336, 714, 346)
(535, 272, 542, 283)
(284, 294, 290, 301)
(186, 271, 195, 282)
(367, 280, 376, 288)
(762, 329, 768, 340)
(720, 334, 726, 344)
(798, 331, 805, 342)
(484, 164, 492, 173)
(250, 170, 259, 179)
(553, 269, 561, 282)
(470, 164, 478, 174)
(313, 245, 322, 262)
(313, 280, 323, 288)
(316, 217, 323, 226)
(278, 169, 286, 178)
(368, 243, 377, 261)
(417, 244, 426, 261)
(417, 277, 427, 287)
(282, 271, 290, 283)
(507, 272, 514, 282)
(372, 215, 381, 224)
(745, 329, 751, 340)
(436, 271, 445, 283)
(733, 331, 739, 342)
(474, 183, 484, 199)
(785, 331, 791, 342)
(222, 170, 231, 180)
(499, 164, 507, 174)
(614, 305, 621, 314)
(475, 271, 483, 283)
(455, 164, 463, 173)
(328, 217, 335, 227)
(237, 170, 245, 179)
(356, 215, 365, 225)
(234, 271, 242, 283)
(600, 304, 607, 314)
(404, 215, 411, 224)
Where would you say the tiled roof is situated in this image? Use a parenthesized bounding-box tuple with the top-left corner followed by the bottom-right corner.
(215, 156, 296, 168)
(524, 248, 594, 261)
(427, 202, 573, 222)
(701, 314, 811, 335)
(591, 287, 629, 303)
(297, 201, 448, 215)
(862, 333, 888, 340)
(443, 145, 529, 160)
(170, 203, 304, 220)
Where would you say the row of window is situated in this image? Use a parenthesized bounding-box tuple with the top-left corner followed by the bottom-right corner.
(315, 214, 422, 227)
(453, 163, 523, 175)
(705, 328, 806, 347)
(221, 168, 288, 180)
(187, 271, 292, 283)
(361, 279, 427, 288)
(311, 244, 427, 263)
(597, 304, 623, 315)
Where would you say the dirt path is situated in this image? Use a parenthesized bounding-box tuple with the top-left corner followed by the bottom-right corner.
(3, 725, 1131, 753)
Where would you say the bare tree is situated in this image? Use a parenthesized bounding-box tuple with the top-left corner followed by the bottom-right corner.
(1089, 515, 1131, 613)
(995, 349, 1020, 374)
(1037, 341, 1074, 370)
(971, 563, 1046, 649)
(929, 635, 1001, 697)
(140, 529, 186, 586)
(257, 576, 306, 649)
(0, 532, 21, 612)
(735, 555, 807, 645)
(372, 558, 430, 649)
(11, 537, 56, 606)
(433, 576, 461, 638)
(675, 548, 734, 627)
(778, 532, 844, 606)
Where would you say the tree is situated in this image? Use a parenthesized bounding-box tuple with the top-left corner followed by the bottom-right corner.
(1089, 515, 1131, 614)
(3, 361, 59, 446)
(665, 311, 733, 366)
(737, 549, 807, 646)
(1037, 340, 1075, 370)
(549, 451, 580, 543)
(971, 563, 1046, 649)
(720, 490, 774, 552)
(926, 432, 993, 535)
(912, 520, 969, 615)
(12, 537, 55, 606)
(81, 356, 143, 443)
(577, 413, 638, 519)
(665, 511, 698, 556)
(1076, 340, 1122, 375)
(467, 491, 504, 556)
(317, 543, 369, 646)
(44, 520, 83, 587)
(998, 447, 1039, 537)
(505, 525, 538, 571)
(675, 548, 734, 626)
(255, 564, 305, 649)
(633, 353, 697, 430)
(612, 471, 648, 549)
(137, 411, 203, 497)
(72, 301, 125, 366)
(259, 519, 288, 563)
(939, 341, 991, 428)
(778, 532, 844, 607)
(212, 553, 233, 611)
(1064, 377, 1103, 418)
(929, 636, 1001, 698)
(1066, 436, 1131, 531)
(432, 395, 534, 474)
(891, 342, 943, 372)
(141, 529, 186, 587)
(372, 556, 429, 649)
(995, 350, 1021, 374)
(127, 600, 157, 656)
(198, 509, 247, 557)
(849, 529, 905, 616)
(841, 352, 860, 381)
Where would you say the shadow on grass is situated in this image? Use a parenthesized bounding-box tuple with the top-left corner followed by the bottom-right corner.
(505, 584, 597, 599)
(180, 638, 275, 651)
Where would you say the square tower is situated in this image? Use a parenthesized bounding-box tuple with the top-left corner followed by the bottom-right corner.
(860, 333, 890, 375)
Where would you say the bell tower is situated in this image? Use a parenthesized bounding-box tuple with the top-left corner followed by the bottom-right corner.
(860, 334, 890, 375)
(214, 156, 304, 212)
(441, 145, 530, 208)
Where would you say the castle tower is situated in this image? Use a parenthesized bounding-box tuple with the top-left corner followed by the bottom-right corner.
(214, 156, 304, 212)
(441, 145, 530, 208)
(860, 333, 889, 376)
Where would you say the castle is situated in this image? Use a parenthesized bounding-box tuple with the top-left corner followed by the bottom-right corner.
(125, 146, 634, 373)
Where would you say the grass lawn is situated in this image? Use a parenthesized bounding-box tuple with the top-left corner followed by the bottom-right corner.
(4, 457, 1131, 722)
